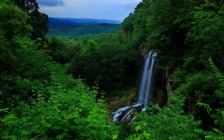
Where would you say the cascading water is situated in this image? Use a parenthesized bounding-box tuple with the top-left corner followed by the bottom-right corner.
(138, 52, 157, 110)
(112, 51, 157, 122)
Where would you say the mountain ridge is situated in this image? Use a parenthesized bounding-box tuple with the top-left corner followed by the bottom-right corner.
(49, 17, 121, 27)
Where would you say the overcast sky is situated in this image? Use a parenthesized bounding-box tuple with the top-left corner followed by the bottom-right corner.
(36, 0, 141, 21)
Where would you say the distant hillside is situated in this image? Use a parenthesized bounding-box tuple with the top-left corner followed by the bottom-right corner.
(47, 17, 121, 38)
(49, 17, 121, 27)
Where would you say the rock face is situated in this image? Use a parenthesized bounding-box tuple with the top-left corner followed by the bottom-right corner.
(139, 45, 148, 58)
(151, 67, 170, 107)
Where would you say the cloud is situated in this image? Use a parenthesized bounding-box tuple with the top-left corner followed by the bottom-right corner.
(37, 0, 63, 6)
(38, 0, 142, 20)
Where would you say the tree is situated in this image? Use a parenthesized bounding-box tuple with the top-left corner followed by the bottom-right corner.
(126, 96, 200, 140)
(1, 80, 119, 140)
(10, 0, 48, 39)
(0, 1, 51, 108)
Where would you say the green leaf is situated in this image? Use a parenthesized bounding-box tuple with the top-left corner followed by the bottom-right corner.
(112, 134, 118, 140)
(143, 131, 150, 139)
(20, 130, 30, 136)
(135, 125, 141, 132)
(56, 134, 64, 140)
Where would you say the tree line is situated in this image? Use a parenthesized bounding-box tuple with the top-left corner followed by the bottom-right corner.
(0, 0, 224, 139)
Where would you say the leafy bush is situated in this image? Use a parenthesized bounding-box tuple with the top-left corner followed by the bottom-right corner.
(126, 95, 200, 140)
(0, 1, 52, 108)
(47, 33, 141, 91)
(1, 80, 119, 140)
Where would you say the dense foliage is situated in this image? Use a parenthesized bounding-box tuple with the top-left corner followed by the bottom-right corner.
(1, 80, 119, 139)
(122, 0, 224, 139)
(1, 0, 224, 139)
(46, 33, 141, 91)
(126, 96, 200, 140)
(0, 0, 50, 108)
(0, 1, 119, 139)
(48, 24, 121, 39)
(10, 0, 48, 40)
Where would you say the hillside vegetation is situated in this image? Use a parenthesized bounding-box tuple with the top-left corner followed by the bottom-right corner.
(48, 24, 121, 38)
(0, 0, 224, 139)
(47, 17, 121, 38)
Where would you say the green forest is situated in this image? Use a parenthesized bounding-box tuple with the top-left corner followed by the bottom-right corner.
(47, 24, 121, 39)
(0, 0, 224, 139)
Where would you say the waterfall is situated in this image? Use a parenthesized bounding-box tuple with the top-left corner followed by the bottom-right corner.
(112, 51, 157, 122)
(138, 52, 157, 109)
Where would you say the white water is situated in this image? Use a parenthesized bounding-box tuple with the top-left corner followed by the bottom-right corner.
(138, 52, 157, 108)
(112, 51, 157, 122)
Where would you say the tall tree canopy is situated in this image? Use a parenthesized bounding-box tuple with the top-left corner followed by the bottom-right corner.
(122, 0, 224, 138)
(1, 0, 224, 139)
(10, 0, 48, 39)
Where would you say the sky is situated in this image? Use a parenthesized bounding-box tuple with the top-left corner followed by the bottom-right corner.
(36, 0, 141, 21)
